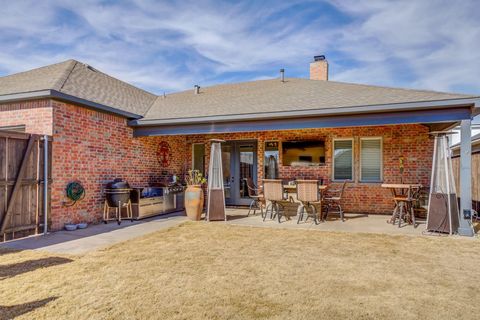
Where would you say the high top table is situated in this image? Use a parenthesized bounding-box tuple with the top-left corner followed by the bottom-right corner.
(381, 184, 422, 227)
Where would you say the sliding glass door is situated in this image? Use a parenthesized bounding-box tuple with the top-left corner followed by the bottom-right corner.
(221, 141, 257, 206)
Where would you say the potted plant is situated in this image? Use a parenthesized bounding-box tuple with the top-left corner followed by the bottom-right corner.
(184, 170, 207, 221)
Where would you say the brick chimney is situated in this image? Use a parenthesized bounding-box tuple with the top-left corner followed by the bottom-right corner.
(310, 55, 328, 80)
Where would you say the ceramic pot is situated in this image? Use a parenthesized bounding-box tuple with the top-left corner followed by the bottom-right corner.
(64, 224, 78, 231)
(184, 185, 204, 221)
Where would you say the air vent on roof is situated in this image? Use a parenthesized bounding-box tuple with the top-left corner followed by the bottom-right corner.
(83, 63, 98, 72)
(314, 55, 326, 61)
(280, 69, 285, 82)
(194, 85, 200, 94)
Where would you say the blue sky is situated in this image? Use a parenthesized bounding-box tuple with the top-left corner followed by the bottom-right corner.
(0, 0, 479, 95)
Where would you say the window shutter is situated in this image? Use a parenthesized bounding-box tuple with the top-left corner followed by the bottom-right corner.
(361, 139, 381, 181)
(334, 140, 353, 180)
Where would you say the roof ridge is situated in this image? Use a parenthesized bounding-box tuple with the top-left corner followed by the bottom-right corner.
(54, 60, 78, 91)
(144, 94, 160, 116)
(159, 78, 280, 97)
(159, 77, 478, 98)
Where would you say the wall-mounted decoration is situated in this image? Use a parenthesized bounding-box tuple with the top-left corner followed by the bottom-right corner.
(265, 141, 279, 149)
(157, 141, 171, 167)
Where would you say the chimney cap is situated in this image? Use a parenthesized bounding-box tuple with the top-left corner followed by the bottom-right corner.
(314, 55, 326, 61)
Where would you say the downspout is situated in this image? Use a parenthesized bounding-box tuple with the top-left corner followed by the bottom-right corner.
(44, 135, 48, 235)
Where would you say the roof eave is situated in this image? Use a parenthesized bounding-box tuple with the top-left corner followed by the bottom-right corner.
(129, 97, 480, 127)
(0, 90, 143, 119)
(0, 90, 52, 102)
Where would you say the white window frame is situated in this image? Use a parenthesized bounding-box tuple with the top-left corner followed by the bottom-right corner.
(332, 138, 354, 181)
(192, 143, 205, 174)
(359, 137, 383, 183)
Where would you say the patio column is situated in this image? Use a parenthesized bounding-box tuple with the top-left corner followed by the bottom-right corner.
(458, 119, 474, 236)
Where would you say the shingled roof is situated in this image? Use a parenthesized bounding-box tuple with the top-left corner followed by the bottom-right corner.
(0, 60, 157, 117)
(0, 60, 478, 124)
(141, 78, 477, 122)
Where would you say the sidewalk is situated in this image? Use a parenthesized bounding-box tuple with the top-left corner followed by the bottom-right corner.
(0, 212, 187, 255)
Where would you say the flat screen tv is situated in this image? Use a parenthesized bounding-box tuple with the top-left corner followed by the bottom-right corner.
(282, 140, 325, 166)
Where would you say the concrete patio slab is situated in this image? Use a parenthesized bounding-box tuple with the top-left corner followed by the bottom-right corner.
(225, 208, 427, 236)
(0, 212, 187, 255)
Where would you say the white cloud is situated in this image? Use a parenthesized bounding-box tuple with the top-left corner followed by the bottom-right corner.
(0, 0, 478, 94)
(328, 0, 480, 93)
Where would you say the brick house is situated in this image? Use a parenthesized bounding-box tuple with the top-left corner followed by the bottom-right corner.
(0, 57, 478, 230)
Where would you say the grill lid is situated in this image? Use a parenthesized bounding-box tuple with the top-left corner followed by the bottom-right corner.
(106, 178, 130, 190)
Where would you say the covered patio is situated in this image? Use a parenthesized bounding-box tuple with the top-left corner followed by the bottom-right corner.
(129, 68, 479, 236)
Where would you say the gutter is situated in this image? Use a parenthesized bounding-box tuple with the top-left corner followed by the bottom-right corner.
(0, 89, 143, 120)
(128, 97, 480, 127)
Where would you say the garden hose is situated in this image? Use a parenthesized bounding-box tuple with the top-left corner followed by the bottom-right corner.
(65, 181, 86, 206)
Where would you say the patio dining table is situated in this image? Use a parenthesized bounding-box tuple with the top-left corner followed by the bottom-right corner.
(381, 183, 422, 226)
(283, 184, 328, 201)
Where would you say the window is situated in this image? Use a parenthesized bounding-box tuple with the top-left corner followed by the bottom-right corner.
(360, 138, 382, 182)
(192, 144, 205, 175)
(333, 139, 353, 180)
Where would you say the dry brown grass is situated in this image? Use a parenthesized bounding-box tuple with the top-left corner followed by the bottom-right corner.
(0, 222, 479, 320)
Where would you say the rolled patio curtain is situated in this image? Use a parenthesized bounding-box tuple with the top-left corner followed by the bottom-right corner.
(266, 155, 278, 179)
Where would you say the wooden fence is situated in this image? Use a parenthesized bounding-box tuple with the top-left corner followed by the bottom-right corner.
(452, 153, 480, 212)
(0, 131, 52, 241)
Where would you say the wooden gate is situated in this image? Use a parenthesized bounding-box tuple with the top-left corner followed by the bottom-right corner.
(0, 131, 52, 242)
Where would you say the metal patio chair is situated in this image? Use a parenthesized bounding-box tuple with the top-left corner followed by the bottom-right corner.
(296, 180, 322, 225)
(243, 178, 265, 217)
(323, 180, 347, 222)
(262, 179, 291, 223)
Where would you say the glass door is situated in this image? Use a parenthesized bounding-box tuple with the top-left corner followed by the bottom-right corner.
(221, 141, 257, 206)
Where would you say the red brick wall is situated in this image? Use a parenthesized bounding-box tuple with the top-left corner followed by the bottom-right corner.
(50, 100, 186, 229)
(310, 60, 328, 80)
(0, 98, 434, 226)
(0, 99, 53, 135)
(183, 125, 433, 214)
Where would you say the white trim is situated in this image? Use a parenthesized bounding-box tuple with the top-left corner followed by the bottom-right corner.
(332, 138, 354, 181)
(359, 137, 383, 182)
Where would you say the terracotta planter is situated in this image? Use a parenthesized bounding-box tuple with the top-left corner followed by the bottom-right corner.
(184, 185, 204, 221)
